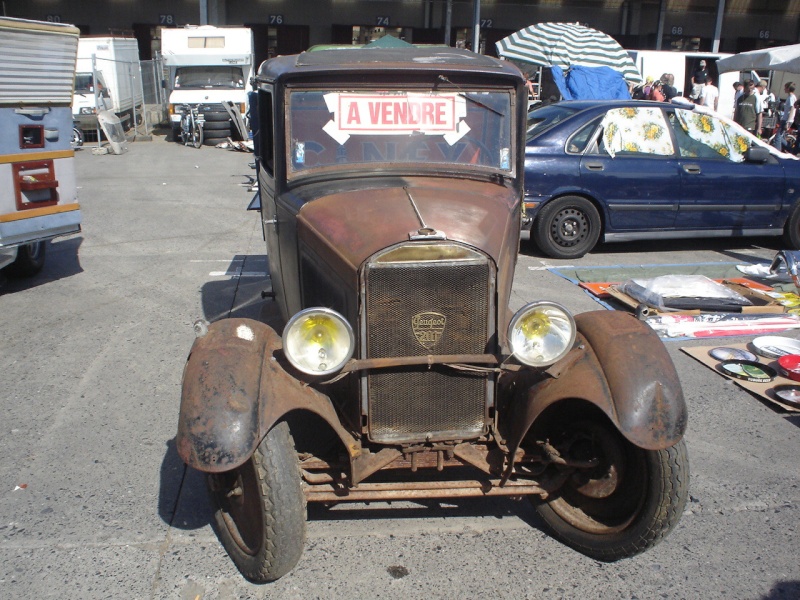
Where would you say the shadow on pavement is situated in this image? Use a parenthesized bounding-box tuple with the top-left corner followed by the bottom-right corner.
(0, 236, 84, 294)
(158, 437, 213, 530)
(519, 235, 784, 261)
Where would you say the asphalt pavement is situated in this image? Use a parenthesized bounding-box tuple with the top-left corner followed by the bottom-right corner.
(0, 134, 798, 600)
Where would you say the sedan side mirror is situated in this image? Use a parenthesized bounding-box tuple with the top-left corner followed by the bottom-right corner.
(744, 145, 770, 163)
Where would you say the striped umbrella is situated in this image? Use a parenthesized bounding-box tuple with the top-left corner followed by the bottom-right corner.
(496, 22, 642, 84)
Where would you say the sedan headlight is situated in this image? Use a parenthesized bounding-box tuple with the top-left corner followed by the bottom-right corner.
(79, 107, 96, 115)
(508, 301, 576, 367)
(282, 308, 354, 376)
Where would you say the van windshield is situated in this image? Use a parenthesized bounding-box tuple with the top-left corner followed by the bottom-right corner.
(174, 66, 245, 89)
(286, 88, 514, 178)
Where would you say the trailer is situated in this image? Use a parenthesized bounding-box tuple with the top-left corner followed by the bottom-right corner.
(161, 25, 253, 141)
(72, 37, 142, 131)
(0, 17, 81, 278)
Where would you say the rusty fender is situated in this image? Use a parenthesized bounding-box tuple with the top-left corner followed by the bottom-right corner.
(506, 310, 687, 457)
(176, 318, 358, 473)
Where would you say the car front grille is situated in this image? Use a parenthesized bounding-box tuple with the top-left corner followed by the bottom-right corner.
(362, 243, 494, 444)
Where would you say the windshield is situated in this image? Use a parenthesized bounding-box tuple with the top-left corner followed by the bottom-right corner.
(527, 104, 579, 141)
(287, 88, 514, 178)
(174, 66, 245, 89)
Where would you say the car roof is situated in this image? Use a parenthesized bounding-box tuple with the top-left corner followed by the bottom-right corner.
(257, 47, 523, 84)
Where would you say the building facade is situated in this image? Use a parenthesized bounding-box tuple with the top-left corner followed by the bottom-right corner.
(4, 0, 799, 66)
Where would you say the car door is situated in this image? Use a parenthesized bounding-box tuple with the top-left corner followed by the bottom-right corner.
(580, 106, 681, 232)
(668, 108, 784, 231)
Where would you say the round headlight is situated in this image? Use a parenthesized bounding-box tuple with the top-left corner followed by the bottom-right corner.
(282, 308, 355, 376)
(508, 301, 576, 367)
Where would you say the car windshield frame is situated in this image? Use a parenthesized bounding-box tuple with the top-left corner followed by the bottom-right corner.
(284, 85, 516, 181)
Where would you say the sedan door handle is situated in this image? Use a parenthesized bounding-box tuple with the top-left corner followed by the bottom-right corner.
(682, 164, 702, 175)
(584, 161, 605, 171)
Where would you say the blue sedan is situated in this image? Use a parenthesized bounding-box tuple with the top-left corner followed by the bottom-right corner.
(523, 100, 800, 259)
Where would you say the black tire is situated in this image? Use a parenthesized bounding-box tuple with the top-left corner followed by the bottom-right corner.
(203, 135, 229, 146)
(533, 196, 601, 259)
(71, 126, 84, 148)
(191, 123, 203, 149)
(783, 201, 800, 248)
(208, 421, 306, 582)
(203, 111, 231, 122)
(203, 121, 231, 131)
(534, 419, 689, 562)
(5, 241, 46, 278)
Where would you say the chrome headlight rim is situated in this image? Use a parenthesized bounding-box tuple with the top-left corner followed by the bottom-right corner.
(508, 301, 576, 368)
(282, 307, 355, 377)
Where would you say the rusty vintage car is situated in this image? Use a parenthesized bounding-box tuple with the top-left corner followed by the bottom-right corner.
(177, 46, 689, 582)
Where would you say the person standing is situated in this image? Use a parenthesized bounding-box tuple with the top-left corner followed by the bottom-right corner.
(756, 79, 775, 111)
(661, 73, 678, 100)
(733, 81, 744, 109)
(691, 59, 709, 102)
(734, 79, 762, 137)
(700, 77, 719, 111)
(773, 82, 797, 151)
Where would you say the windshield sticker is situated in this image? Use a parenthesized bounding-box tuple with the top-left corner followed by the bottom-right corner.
(322, 92, 468, 145)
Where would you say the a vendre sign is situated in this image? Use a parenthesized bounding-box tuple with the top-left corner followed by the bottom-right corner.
(322, 92, 470, 145)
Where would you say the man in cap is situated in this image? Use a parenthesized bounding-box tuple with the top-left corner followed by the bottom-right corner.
(691, 59, 709, 102)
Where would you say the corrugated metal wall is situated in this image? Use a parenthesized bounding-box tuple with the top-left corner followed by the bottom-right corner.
(0, 19, 79, 105)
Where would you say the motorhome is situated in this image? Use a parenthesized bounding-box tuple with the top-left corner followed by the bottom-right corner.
(161, 26, 254, 135)
(72, 37, 142, 130)
(0, 17, 81, 278)
(628, 50, 738, 119)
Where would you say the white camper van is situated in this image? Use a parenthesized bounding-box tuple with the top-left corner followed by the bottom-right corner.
(0, 17, 81, 278)
(161, 26, 254, 139)
(72, 37, 142, 130)
(628, 50, 738, 119)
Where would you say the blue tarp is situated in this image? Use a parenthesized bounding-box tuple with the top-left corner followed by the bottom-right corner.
(550, 65, 631, 100)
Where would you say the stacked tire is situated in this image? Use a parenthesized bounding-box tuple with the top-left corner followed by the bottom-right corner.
(200, 103, 234, 146)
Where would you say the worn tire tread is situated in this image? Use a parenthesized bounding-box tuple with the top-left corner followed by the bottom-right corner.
(536, 440, 689, 562)
(210, 421, 306, 583)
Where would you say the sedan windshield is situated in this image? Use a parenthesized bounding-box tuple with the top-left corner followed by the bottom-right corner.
(287, 89, 514, 178)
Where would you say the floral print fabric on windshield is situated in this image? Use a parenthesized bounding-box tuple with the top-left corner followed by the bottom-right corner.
(601, 106, 674, 158)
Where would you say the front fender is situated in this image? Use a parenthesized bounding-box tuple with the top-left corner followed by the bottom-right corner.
(506, 310, 687, 456)
(176, 318, 358, 473)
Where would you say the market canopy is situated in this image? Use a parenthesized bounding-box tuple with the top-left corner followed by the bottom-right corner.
(495, 22, 642, 85)
(716, 43, 800, 74)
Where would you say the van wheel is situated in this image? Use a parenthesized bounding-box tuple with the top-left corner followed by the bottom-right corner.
(4, 241, 46, 278)
(208, 421, 306, 582)
(533, 196, 601, 259)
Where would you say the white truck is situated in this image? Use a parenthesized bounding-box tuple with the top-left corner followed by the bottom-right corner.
(72, 37, 142, 130)
(628, 50, 738, 119)
(161, 26, 254, 142)
(0, 17, 81, 279)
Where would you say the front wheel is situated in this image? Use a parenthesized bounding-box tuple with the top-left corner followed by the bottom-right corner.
(783, 201, 800, 248)
(191, 121, 203, 149)
(71, 126, 84, 148)
(533, 196, 601, 259)
(534, 419, 689, 561)
(208, 421, 306, 582)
